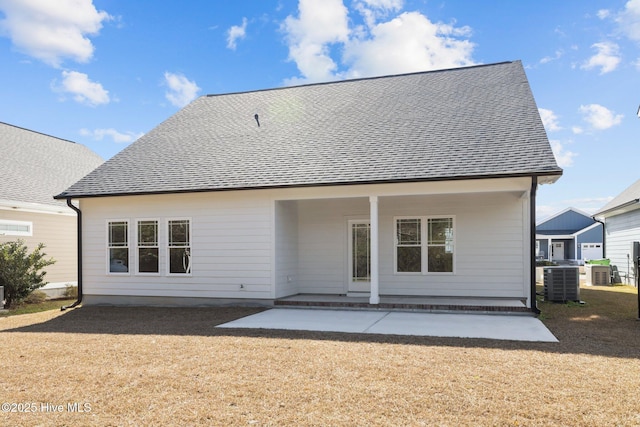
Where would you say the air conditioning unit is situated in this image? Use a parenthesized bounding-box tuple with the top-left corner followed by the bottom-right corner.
(544, 267, 580, 302)
(585, 264, 610, 286)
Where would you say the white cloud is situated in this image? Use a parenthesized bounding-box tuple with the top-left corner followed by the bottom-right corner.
(579, 103, 623, 130)
(540, 49, 563, 64)
(0, 0, 111, 67)
(538, 108, 562, 132)
(615, 0, 640, 42)
(226, 17, 247, 50)
(355, 0, 403, 28)
(55, 70, 109, 106)
(344, 12, 474, 78)
(163, 72, 201, 108)
(597, 9, 611, 19)
(550, 140, 577, 167)
(281, 1, 475, 84)
(571, 126, 584, 134)
(282, 0, 350, 83)
(581, 42, 621, 74)
(80, 128, 143, 143)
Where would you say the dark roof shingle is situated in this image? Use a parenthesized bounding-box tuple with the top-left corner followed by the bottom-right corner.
(0, 122, 103, 207)
(56, 61, 561, 199)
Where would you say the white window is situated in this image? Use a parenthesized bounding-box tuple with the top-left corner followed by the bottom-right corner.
(167, 219, 191, 275)
(137, 220, 159, 274)
(108, 220, 129, 274)
(395, 216, 455, 274)
(0, 219, 32, 236)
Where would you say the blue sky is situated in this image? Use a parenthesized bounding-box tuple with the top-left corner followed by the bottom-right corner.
(0, 0, 638, 220)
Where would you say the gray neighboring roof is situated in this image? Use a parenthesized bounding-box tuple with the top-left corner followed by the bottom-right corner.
(0, 122, 103, 208)
(56, 60, 561, 199)
(594, 178, 640, 217)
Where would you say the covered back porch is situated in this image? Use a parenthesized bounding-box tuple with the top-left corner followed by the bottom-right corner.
(271, 178, 536, 311)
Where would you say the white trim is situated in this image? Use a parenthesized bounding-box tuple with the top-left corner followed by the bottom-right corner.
(0, 219, 33, 236)
(574, 222, 602, 236)
(134, 218, 161, 276)
(166, 217, 192, 276)
(106, 219, 130, 275)
(0, 199, 76, 216)
(270, 200, 276, 300)
(369, 196, 379, 305)
(272, 177, 533, 201)
(393, 215, 456, 275)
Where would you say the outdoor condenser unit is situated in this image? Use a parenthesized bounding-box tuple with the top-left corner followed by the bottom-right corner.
(544, 266, 580, 302)
(586, 264, 610, 286)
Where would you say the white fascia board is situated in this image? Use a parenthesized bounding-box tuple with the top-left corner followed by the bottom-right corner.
(0, 199, 75, 216)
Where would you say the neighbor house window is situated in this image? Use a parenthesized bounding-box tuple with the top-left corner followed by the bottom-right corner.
(168, 219, 191, 274)
(108, 221, 129, 273)
(137, 220, 159, 274)
(0, 220, 32, 236)
(395, 216, 455, 274)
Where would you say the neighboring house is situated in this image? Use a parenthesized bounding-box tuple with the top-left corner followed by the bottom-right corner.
(535, 207, 603, 264)
(0, 122, 103, 296)
(55, 61, 562, 312)
(593, 178, 640, 284)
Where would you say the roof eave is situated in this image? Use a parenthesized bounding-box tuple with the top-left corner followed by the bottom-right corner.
(593, 199, 640, 219)
(54, 170, 563, 200)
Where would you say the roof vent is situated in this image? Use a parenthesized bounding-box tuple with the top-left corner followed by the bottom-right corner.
(254, 114, 260, 127)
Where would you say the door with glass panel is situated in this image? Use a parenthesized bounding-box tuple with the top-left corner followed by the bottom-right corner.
(348, 220, 371, 293)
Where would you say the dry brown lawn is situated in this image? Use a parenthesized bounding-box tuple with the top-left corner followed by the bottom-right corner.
(1, 285, 639, 426)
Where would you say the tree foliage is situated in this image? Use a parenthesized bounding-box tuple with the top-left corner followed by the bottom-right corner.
(0, 240, 55, 309)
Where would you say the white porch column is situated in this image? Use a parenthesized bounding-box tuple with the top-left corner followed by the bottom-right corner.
(369, 196, 380, 305)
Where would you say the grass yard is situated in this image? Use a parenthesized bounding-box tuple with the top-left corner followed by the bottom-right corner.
(1, 285, 639, 426)
(0, 298, 76, 316)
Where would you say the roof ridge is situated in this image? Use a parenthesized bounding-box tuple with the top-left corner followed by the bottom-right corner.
(0, 121, 78, 145)
(205, 60, 519, 99)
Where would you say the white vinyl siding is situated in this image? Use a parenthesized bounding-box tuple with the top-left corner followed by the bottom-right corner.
(603, 210, 640, 283)
(294, 191, 527, 298)
(78, 178, 533, 304)
(81, 192, 274, 300)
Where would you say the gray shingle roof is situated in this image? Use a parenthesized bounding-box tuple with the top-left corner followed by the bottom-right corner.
(594, 178, 640, 216)
(56, 61, 561, 199)
(0, 122, 103, 208)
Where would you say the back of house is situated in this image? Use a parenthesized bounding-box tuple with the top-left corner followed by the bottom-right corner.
(56, 60, 562, 311)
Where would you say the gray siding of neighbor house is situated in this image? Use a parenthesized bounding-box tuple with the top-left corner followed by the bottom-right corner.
(537, 209, 595, 234)
(0, 209, 77, 284)
(604, 210, 640, 282)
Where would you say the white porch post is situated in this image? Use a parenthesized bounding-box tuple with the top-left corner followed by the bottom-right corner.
(369, 196, 380, 305)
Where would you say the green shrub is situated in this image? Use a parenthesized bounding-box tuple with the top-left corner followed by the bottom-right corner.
(0, 240, 55, 308)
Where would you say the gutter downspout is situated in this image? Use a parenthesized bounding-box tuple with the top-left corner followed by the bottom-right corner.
(530, 176, 540, 315)
(61, 198, 82, 311)
(592, 217, 606, 259)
